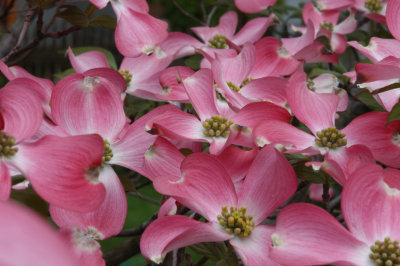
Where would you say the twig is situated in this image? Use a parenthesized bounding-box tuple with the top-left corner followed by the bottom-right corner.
(371, 82, 400, 95)
(104, 236, 141, 266)
(117, 213, 158, 237)
(171, 0, 206, 26)
(322, 183, 331, 210)
(207, 5, 217, 26)
(44, 0, 66, 32)
(127, 191, 161, 206)
(200, 0, 207, 22)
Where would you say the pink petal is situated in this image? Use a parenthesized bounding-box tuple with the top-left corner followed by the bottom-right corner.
(0, 79, 43, 142)
(238, 145, 297, 224)
(234, 0, 277, 13)
(282, 21, 315, 55)
(316, 0, 355, 10)
(309, 183, 333, 201)
(158, 197, 177, 217)
(0, 200, 80, 266)
(160, 32, 203, 59)
(67, 47, 109, 73)
(233, 15, 275, 45)
(287, 71, 339, 134)
(240, 77, 288, 106)
(140, 216, 230, 264)
(88, 0, 109, 9)
(191, 11, 238, 42)
(348, 38, 400, 63)
(0, 162, 10, 200)
(387, 0, 400, 40)
(153, 153, 237, 221)
(356, 60, 400, 82)
(270, 203, 370, 266)
(342, 164, 400, 245)
(17, 134, 106, 212)
(294, 42, 339, 63)
(157, 66, 193, 102)
(51, 71, 127, 141)
(302, 2, 324, 30)
(50, 165, 126, 238)
(330, 33, 347, 54)
(334, 10, 357, 35)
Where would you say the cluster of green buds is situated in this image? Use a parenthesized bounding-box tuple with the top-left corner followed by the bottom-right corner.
(369, 237, 400, 266)
(320, 20, 334, 32)
(314, 127, 347, 149)
(202, 115, 233, 138)
(0, 131, 18, 157)
(101, 139, 113, 167)
(364, 0, 383, 13)
(119, 70, 133, 87)
(217, 205, 255, 238)
(208, 34, 229, 49)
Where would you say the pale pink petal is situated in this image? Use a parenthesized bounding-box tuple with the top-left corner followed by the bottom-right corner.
(234, 0, 277, 13)
(309, 183, 333, 201)
(51, 72, 127, 141)
(157, 66, 192, 102)
(316, 0, 355, 10)
(50, 165, 126, 238)
(270, 203, 370, 266)
(118, 0, 149, 13)
(238, 145, 297, 224)
(348, 38, 400, 63)
(334, 10, 357, 34)
(0, 162, 10, 200)
(287, 71, 339, 134)
(141, 216, 231, 264)
(191, 11, 238, 42)
(153, 153, 237, 221)
(0, 79, 43, 142)
(32, 118, 70, 142)
(233, 15, 275, 45)
(342, 164, 400, 245)
(113, 8, 168, 57)
(67, 47, 109, 73)
(240, 77, 287, 106)
(0, 200, 80, 266)
(158, 197, 177, 217)
(88, 0, 109, 9)
(337, 89, 349, 112)
(231, 225, 280, 266)
(364, 13, 386, 24)
(282, 22, 315, 55)
(387, 0, 400, 40)
(330, 33, 347, 54)
(302, 2, 324, 30)
(16, 134, 106, 212)
(160, 32, 203, 59)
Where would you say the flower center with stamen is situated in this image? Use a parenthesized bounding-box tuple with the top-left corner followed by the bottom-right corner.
(73, 226, 104, 252)
(320, 20, 334, 32)
(202, 115, 233, 138)
(365, 0, 383, 13)
(119, 70, 132, 87)
(314, 127, 347, 149)
(369, 237, 400, 265)
(307, 79, 316, 91)
(208, 34, 228, 49)
(0, 131, 18, 157)
(101, 139, 113, 167)
(217, 205, 254, 238)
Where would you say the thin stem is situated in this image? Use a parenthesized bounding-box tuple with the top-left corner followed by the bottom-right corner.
(104, 236, 141, 266)
(117, 213, 158, 237)
(197, 256, 208, 266)
(127, 191, 160, 206)
(371, 83, 400, 95)
(44, 0, 66, 32)
(322, 183, 331, 210)
(200, 0, 207, 22)
(171, 0, 206, 26)
(207, 5, 217, 26)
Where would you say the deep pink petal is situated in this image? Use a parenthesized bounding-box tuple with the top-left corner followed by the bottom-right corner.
(0, 162, 10, 200)
(141, 216, 231, 264)
(287, 71, 339, 134)
(50, 165, 126, 238)
(153, 153, 237, 221)
(16, 134, 106, 212)
(270, 203, 370, 266)
(294, 42, 339, 63)
(234, 0, 277, 13)
(68, 47, 109, 73)
(356, 61, 400, 82)
(342, 164, 400, 244)
(51, 71, 127, 141)
(348, 38, 400, 63)
(233, 15, 275, 45)
(0, 200, 80, 266)
(238, 145, 297, 224)
(387, 0, 400, 40)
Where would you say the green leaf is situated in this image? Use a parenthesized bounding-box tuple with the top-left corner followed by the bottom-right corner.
(53, 68, 75, 81)
(309, 68, 342, 79)
(355, 90, 386, 112)
(11, 187, 49, 217)
(68, 46, 117, 70)
(387, 100, 400, 124)
(185, 54, 202, 71)
(89, 15, 117, 30)
(189, 242, 226, 262)
(56, 5, 89, 27)
(294, 163, 334, 184)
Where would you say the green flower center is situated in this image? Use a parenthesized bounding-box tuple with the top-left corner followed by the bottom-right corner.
(314, 127, 347, 149)
(0, 131, 18, 157)
(369, 237, 400, 265)
(320, 20, 334, 32)
(101, 139, 113, 167)
(217, 205, 254, 238)
(119, 70, 133, 87)
(208, 34, 228, 49)
(365, 0, 383, 13)
(202, 115, 233, 138)
(227, 78, 252, 92)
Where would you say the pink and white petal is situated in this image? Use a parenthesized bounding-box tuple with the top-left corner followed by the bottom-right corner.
(337, 89, 349, 112)
(294, 42, 339, 64)
(356, 62, 400, 82)
(113, 9, 168, 57)
(316, 0, 355, 10)
(342, 164, 400, 245)
(51, 72, 127, 140)
(143, 137, 184, 181)
(0, 201, 80, 266)
(233, 15, 275, 45)
(183, 68, 219, 121)
(387, 0, 400, 40)
(88, 0, 109, 9)
(15, 134, 106, 212)
(31, 118, 70, 142)
(363, 13, 386, 24)
(287, 71, 339, 134)
(160, 32, 203, 59)
(141, 216, 231, 264)
(309, 183, 333, 201)
(348, 38, 400, 63)
(85, 67, 127, 93)
(254, 120, 318, 155)
(157, 66, 193, 102)
(216, 145, 258, 182)
(330, 33, 347, 54)
(238, 145, 297, 224)
(240, 77, 287, 105)
(0, 162, 10, 200)
(282, 21, 315, 55)
(230, 225, 279, 266)
(313, 73, 339, 94)
(0, 79, 43, 142)
(302, 2, 324, 30)
(153, 153, 237, 221)
(118, 0, 149, 13)
(191, 11, 238, 42)
(234, 0, 277, 14)
(158, 197, 177, 217)
(334, 10, 357, 35)
(67, 47, 109, 73)
(209, 137, 231, 155)
(270, 203, 371, 266)
(50, 165, 126, 238)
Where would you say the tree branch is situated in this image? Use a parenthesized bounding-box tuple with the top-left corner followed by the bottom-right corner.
(117, 213, 158, 237)
(171, 0, 206, 26)
(104, 236, 141, 266)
